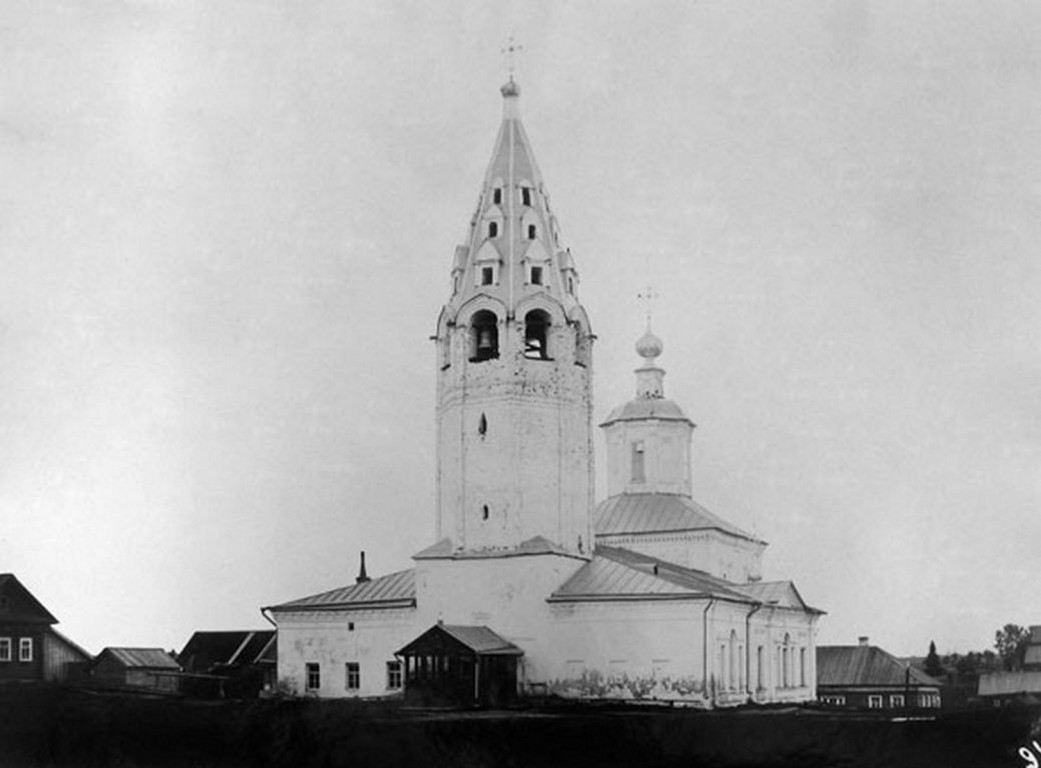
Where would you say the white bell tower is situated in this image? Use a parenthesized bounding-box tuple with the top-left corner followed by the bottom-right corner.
(432, 79, 594, 559)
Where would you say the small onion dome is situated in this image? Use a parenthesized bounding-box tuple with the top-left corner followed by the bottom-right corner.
(500, 78, 521, 98)
(636, 329, 663, 360)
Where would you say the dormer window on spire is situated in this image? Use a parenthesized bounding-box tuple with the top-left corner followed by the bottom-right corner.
(521, 187, 532, 206)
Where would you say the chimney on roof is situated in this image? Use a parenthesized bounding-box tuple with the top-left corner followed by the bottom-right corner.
(356, 551, 370, 584)
(858, 636, 869, 647)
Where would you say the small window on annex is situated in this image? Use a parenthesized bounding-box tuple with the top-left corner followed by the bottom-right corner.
(386, 660, 402, 690)
(345, 662, 360, 690)
(306, 663, 321, 691)
(523, 309, 551, 360)
(631, 441, 646, 483)
(470, 310, 499, 362)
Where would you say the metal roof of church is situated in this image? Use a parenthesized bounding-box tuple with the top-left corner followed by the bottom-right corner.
(595, 493, 763, 543)
(817, 645, 941, 687)
(268, 568, 416, 611)
(600, 398, 692, 426)
(549, 545, 754, 603)
(413, 535, 578, 560)
(396, 624, 524, 657)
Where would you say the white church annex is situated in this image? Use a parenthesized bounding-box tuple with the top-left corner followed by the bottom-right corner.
(263, 78, 823, 708)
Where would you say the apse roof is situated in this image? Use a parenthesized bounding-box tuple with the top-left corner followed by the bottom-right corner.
(594, 493, 762, 543)
(268, 569, 416, 612)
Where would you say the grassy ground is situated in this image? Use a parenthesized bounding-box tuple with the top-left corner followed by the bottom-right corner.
(0, 685, 1037, 768)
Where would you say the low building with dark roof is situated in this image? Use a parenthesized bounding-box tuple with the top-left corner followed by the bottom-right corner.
(817, 637, 942, 710)
(177, 630, 276, 697)
(89, 647, 181, 693)
(0, 574, 92, 684)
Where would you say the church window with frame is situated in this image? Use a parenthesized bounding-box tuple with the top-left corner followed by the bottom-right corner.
(18, 638, 32, 662)
(386, 660, 402, 690)
(306, 663, 320, 691)
(523, 309, 551, 360)
(345, 662, 360, 691)
(0, 638, 10, 662)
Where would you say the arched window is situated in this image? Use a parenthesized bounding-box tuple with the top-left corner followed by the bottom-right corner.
(478, 413, 487, 436)
(523, 309, 551, 360)
(488, 221, 498, 238)
(470, 310, 499, 362)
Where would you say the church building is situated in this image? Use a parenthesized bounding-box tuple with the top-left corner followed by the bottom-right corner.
(263, 77, 822, 708)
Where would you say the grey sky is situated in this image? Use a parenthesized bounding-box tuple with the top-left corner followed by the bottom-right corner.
(2, 0, 1039, 657)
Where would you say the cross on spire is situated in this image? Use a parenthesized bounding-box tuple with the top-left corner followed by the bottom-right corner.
(637, 284, 659, 329)
(501, 35, 524, 79)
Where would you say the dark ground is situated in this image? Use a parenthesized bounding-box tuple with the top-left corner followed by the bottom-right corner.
(1, 685, 1038, 768)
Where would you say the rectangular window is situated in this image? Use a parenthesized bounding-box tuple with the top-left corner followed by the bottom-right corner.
(820, 695, 846, 706)
(482, 266, 494, 285)
(306, 663, 320, 691)
(493, 188, 502, 205)
(756, 646, 764, 690)
(531, 266, 542, 285)
(868, 695, 882, 709)
(521, 187, 531, 206)
(386, 661, 402, 690)
(0, 638, 10, 662)
(799, 648, 806, 686)
(346, 662, 360, 690)
(18, 638, 32, 662)
(631, 441, 645, 483)
(890, 694, 904, 708)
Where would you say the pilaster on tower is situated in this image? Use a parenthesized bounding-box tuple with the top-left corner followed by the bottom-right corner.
(432, 80, 594, 559)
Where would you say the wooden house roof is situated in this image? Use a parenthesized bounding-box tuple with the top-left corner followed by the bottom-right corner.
(96, 647, 180, 670)
(0, 574, 58, 625)
(817, 645, 941, 688)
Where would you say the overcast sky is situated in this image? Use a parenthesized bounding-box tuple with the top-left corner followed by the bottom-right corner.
(2, 0, 1039, 658)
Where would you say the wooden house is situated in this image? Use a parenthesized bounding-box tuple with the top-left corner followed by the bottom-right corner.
(817, 637, 942, 710)
(0, 574, 92, 683)
(90, 647, 181, 693)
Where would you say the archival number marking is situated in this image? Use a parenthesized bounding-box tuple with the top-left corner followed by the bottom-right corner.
(1018, 739, 1041, 767)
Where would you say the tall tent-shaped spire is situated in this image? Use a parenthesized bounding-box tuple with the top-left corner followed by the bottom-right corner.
(431, 80, 594, 559)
